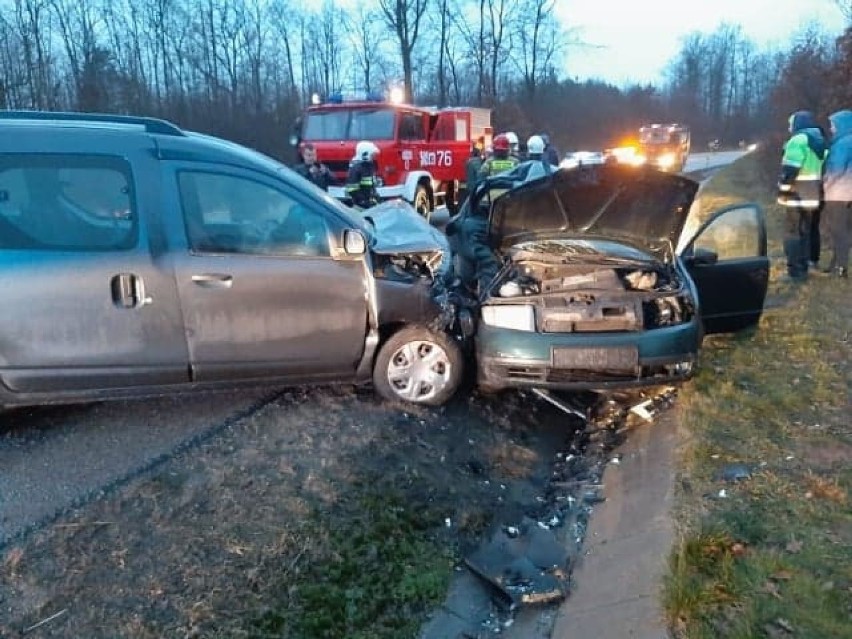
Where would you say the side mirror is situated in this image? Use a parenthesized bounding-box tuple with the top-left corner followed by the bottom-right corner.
(343, 229, 367, 256)
(688, 247, 718, 266)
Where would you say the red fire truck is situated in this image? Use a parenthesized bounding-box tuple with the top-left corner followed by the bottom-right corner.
(292, 94, 492, 219)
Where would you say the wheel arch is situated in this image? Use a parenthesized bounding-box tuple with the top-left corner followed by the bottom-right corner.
(401, 171, 434, 202)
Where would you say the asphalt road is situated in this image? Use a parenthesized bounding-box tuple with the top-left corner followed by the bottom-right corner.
(684, 149, 749, 173)
(0, 390, 275, 547)
(0, 147, 749, 551)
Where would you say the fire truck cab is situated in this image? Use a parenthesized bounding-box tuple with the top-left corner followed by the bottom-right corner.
(293, 94, 492, 219)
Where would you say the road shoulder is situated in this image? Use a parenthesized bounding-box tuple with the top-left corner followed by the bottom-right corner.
(550, 409, 679, 639)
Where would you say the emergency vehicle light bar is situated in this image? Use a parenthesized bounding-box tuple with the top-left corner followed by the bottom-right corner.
(321, 91, 385, 105)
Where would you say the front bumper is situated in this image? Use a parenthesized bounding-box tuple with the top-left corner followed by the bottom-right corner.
(476, 319, 701, 391)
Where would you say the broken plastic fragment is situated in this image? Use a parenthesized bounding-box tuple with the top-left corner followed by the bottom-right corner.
(630, 399, 654, 420)
(717, 463, 752, 482)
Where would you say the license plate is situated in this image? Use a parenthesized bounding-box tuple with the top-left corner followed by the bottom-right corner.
(552, 346, 638, 371)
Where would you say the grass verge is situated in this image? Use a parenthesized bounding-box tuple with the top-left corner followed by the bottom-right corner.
(664, 152, 852, 638)
(249, 478, 453, 639)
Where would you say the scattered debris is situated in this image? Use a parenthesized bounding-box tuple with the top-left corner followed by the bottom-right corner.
(716, 463, 753, 482)
(531, 389, 587, 420)
(464, 517, 570, 608)
(785, 539, 803, 554)
(774, 618, 795, 633)
(629, 398, 655, 421)
(770, 570, 793, 581)
(23, 609, 68, 634)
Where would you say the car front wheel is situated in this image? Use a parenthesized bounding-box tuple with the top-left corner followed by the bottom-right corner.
(373, 326, 463, 406)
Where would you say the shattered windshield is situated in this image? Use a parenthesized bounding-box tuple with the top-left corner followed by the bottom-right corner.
(303, 108, 395, 141)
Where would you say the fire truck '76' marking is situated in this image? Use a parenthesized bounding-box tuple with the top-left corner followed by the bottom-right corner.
(420, 150, 453, 167)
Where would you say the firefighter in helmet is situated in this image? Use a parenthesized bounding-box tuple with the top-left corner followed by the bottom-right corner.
(505, 131, 521, 159)
(345, 141, 380, 209)
(526, 135, 545, 161)
(478, 133, 519, 180)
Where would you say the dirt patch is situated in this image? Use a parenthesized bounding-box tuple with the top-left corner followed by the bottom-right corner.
(0, 386, 587, 638)
(796, 439, 852, 471)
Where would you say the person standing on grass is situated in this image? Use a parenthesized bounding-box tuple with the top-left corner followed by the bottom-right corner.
(821, 109, 852, 278)
(777, 110, 827, 281)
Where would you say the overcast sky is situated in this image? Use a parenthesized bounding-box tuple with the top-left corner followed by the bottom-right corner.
(556, 0, 848, 86)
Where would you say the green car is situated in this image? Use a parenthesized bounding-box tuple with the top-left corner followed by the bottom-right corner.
(449, 162, 770, 392)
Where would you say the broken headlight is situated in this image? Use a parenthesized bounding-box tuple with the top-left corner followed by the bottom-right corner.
(481, 304, 536, 331)
(644, 295, 690, 327)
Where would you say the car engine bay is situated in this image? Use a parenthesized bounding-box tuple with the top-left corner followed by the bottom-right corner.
(486, 258, 695, 332)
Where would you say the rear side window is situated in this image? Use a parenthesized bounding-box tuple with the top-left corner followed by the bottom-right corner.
(0, 155, 136, 251)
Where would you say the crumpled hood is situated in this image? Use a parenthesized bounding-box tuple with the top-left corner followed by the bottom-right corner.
(362, 199, 451, 277)
(485, 163, 699, 257)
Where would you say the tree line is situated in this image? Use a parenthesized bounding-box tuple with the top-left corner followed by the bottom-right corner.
(0, 0, 849, 162)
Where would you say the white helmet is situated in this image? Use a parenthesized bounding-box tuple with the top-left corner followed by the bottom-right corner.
(355, 140, 379, 161)
(527, 135, 545, 155)
(505, 131, 519, 146)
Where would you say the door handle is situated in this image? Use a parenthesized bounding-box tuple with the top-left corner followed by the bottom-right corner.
(111, 273, 153, 308)
(191, 273, 233, 289)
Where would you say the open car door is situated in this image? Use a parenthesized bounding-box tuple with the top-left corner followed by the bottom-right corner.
(680, 203, 769, 335)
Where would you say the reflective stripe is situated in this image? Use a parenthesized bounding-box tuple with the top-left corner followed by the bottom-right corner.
(778, 198, 821, 207)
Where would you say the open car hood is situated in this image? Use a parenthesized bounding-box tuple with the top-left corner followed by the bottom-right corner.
(483, 162, 699, 257)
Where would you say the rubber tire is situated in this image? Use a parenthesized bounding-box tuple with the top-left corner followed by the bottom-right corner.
(413, 185, 432, 221)
(373, 326, 463, 406)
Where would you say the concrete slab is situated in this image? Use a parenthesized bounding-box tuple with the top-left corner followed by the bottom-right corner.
(550, 410, 679, 638)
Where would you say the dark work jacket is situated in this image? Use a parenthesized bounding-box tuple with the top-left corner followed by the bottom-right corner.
(457, 212, 500, 294)
(465, 156, 483, 192)
(543, 145, 560, 166)
(345, 160, 379, 208)
(294, 162, 334, 191)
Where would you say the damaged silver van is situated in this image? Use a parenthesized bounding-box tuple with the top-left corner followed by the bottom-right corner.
(0, 111, 465, 408)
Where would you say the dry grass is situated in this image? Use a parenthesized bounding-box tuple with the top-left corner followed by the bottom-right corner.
(664, 152, 852, 639)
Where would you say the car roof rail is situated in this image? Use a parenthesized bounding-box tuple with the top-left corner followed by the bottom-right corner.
(0, 110, 186, 136)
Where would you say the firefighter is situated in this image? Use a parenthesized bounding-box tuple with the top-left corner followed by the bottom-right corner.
(345, 141, 380, 209)
(478, 133, 519, 180)
(541, 133, 560, 166)
(505, 131, 520, 159)
(460, 138, 485, 209)
(526, 135, 545, 161)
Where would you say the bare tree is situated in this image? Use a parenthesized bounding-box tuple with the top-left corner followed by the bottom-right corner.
(344, 3, 386, 94)
(378, 0, 428, 102)
(512, 0, 562, 101)
(832, 1, 852, 24)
